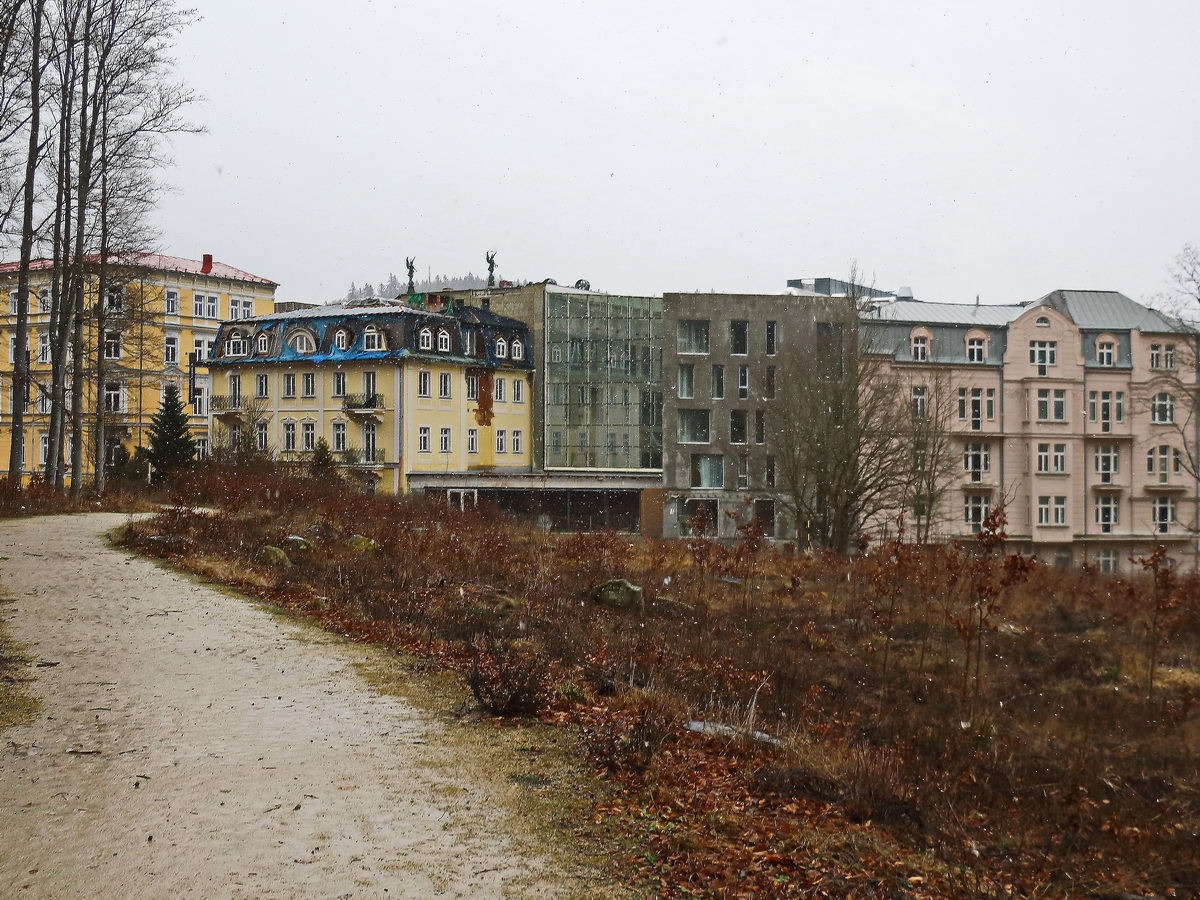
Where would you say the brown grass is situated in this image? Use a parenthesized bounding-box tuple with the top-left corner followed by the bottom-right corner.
(120, 463, 1200, 899)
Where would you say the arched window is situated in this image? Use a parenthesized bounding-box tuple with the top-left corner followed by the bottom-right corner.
(364, 326, 383, 351)
(909, 327, 931, 362)
(1035, 316, 1051, 327)
(290, 332, 315, 353)
(495, 336, 508, 358)
(418, 327, 432, 351)
(334, 330, 348, 351)
(965, 330, 987, 363)
(256, 331, 269, 354)
(226, 331, 247, 356)
(511, 338, 524, 360)
(437, 329, 450, 352)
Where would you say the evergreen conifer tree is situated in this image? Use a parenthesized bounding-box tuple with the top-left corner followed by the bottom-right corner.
(147, 383, 196, 484)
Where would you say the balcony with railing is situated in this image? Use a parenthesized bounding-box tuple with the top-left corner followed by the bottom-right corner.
(210, 394, 243, 414)
(342, 393, 383, 413)
(338, 446, 386, 466)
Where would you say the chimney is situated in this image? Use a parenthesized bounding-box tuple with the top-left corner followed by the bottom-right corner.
(201, 253, 213, 274)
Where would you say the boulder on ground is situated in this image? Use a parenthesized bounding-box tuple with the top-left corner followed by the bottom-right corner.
(591, 578, 644, 611)
(346, 534, 379, 553)
(256, 545, 291, 568)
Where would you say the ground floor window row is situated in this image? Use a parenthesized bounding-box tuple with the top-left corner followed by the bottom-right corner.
(688, 452, 776, 490)
(680, 496, 776, 537)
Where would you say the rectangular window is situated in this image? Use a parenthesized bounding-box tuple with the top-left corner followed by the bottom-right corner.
(765, 455, 776, 487)
(512, 429, 523, 454)
(301, 373, 315, 397)
(494, 377, 506, 402)
(963, 442, 990, 482)
(255, 374, 269, 398)
(1152, 497, 1176, 533)
(283, 422, 296, 452)
(1088, 390, 1123, 432)
(513, 379, 523, 403)
(256, 422, 268, 451)
(333, 372, 346, 397)
(439, 426, 451, 453)
(1029, 340, 1057, 375)
(103, 382, 123, 413)
(103, 331, 121, 360)
(765, 321, 777, 355)
(467, 427, 478, 454)
(913, 386, 928, 419)
(755, 409, 765, 444)
(1036, 442, 1051, 473)
(1037, 388, 1067, 421)
(496, 429, 507, 453)
(967, 337, 985, 363)
(417, 370, 431, 398)
(194, 337, 213, 362)
(466, 375, 478, 401)
(283, 373, 296, 398)
(362, 422, 377, 459)
(678, 409, 710, 443)
(1037, 496, 1052, 526)
(1152, 392, 1175, 424)
(964, 495, 990, 528)
(164, 335, 178, 365)
(912, 335, 928, 361)
(1095, 445, 1119, 483)
(438, 371, 452, 399)
(164, 290, 179, 315)
(228, 374, 241, 401)
(958, 387, 967, 420)
(986, 388, 996, 420)
(1054, 496, 1067, 526)
(737, 454, 749, 489)
(677, 363, 695, 399)
(332, 421, 346, 452)
(729, 320, 748, 355)
(677, 320, 710, 354)
(1053, 443, 1066, 473)
(1097, 549, 1119, 573)
(418, 425, 431, 453)
(730, 409, 747, 444)
(1150, 344, 1175, 369)
(690, 454, 723, 488)
(301, 422, 315, 452)
(1097, 341, 1114, 366)
(765, 366, 776, 399)
(711, 365, 724, 399)
(738, 365, 749, 399)
(1095, 496, 1119, 533)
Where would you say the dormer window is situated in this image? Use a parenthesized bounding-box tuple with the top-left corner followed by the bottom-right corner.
(911, 334, 928, 361)
(256, 331, 269, 354)
(226, 333, 248, 356)
(437, 329, 450, 352)
(463, 329, 477, 356)
(1036, 316, 1050, 327)
(363, 325, 384, 351)
(290, 332, 315, 353)
(334, 330, 348, 351)
(1096, 339, 1115, 366)
(511, 338, 524, 361)
(495, 337, 508, 358)
(418, 327, 432, 350)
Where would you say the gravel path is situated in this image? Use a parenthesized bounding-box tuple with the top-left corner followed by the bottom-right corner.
(0, 513, 577, 899)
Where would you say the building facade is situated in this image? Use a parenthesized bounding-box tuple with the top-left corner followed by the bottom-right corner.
(861, 288, 1198, 571)
(206, 299, 533, 494)
(0, 253, 277, 480)
(659, 291, 854, 540)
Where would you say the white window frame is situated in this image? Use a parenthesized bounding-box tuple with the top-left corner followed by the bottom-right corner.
(418, 328, 432, 351)
(437, 329, 450, 352)
(467, 427, 478, 454)
(164, 335, 179, 365)
(438, 371, 452, 399)
(496, 428, 507, 453)
(511, 339, 524, 360)
(164, 290, 179, 315)
(1152, 392, 1175, 424)
(513, 379, 523, 404)
(512, 429, 522, 454)
(301, 372, 316, 397)
(466, 374, 478, 401)
(364, 326, 384, 351)
(494, 377, 506, 403)
(495, 337, 508, 358)
(332, 421, 347, 452)
(417, 369, 431, 398)
(418, 425, 431, 453)
(439, 426, 451, 453)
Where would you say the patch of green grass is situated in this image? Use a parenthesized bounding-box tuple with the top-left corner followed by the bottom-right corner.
(0, 607, 39, 731)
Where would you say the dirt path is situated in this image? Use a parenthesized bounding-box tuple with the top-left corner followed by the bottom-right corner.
(0, 513, 587, 899)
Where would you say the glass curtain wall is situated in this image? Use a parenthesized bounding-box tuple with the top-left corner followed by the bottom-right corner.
(545, 292, 662, 469)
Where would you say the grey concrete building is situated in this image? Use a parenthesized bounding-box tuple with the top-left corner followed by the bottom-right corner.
(660, 291, 853, 540)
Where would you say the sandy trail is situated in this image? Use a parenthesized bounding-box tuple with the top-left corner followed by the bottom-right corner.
(0, 513, 577, 899)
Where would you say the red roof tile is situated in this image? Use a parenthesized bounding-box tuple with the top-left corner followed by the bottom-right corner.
(0, 253, 277, 287)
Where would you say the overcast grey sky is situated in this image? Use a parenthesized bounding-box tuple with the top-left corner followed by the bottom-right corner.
(152, 0, 1200, 306)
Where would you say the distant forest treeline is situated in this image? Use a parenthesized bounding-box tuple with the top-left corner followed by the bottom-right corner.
(340, 271, 526, 303)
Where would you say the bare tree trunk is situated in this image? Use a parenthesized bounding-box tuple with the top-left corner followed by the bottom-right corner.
(8, 0, 44, 487)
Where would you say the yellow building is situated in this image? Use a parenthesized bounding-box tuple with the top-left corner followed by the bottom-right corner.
(0, 253, 277, 481)
(207, 297, 534, 494)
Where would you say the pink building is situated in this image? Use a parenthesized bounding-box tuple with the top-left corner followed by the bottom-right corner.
(863, 289, 1197, 571)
